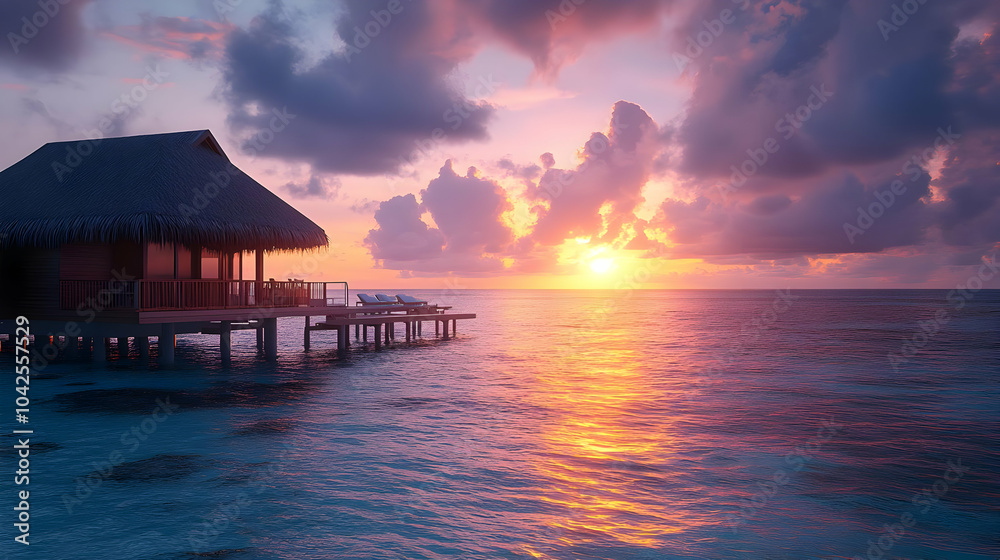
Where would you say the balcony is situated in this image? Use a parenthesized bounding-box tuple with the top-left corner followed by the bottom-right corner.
(60, 279, 349, 312)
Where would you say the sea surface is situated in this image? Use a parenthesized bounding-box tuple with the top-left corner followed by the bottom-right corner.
(2, 289, 998, 559)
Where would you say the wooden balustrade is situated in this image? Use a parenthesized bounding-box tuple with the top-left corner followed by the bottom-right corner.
(59, 280, 348, 311)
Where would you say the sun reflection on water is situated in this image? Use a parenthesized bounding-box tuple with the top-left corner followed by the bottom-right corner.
(520, 323, 695, 554)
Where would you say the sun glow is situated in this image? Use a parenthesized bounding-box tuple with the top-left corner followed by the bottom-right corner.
(589, 257, 616, 274)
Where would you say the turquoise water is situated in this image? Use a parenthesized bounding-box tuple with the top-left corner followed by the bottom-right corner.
(2, 290, 998, 559)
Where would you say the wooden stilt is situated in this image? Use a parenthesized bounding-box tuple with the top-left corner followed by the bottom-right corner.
(374, 324, 382, 351)
(159, 324, 175, 365)
(65, 336, 79, 359)
(263, 317, 278, 361)
(443, 320, 450, 340)
(137, 336, 149, 360)
(363, 325, 368, 342)
(435, 320, 439, 336)
(93, 337, 107, 361)
(256, 325, 263, 350)
(337, 326, 348, 359)
(405, 321, 411, 343)
(117, 337, 129, 358)
(220, 321, 232, 366)
(303, 316, 310, 351)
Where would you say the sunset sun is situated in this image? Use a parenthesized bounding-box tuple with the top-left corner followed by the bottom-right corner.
(589, 257, 616, 275)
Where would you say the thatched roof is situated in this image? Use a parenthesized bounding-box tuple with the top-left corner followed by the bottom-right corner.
(0, 130, 328, 251)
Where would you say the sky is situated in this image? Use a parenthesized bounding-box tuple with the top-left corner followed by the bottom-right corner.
(1, 0, 998, 289)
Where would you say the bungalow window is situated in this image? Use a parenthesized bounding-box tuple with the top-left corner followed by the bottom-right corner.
(146, 243, 175, 279)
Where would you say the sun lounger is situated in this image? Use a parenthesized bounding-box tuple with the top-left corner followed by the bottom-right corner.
(357, 293, 397, 306)
(375, 294, 398, 303)
(395, 294, 428, 305)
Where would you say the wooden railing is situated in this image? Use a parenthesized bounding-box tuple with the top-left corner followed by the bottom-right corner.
(59, 280, 349, 311)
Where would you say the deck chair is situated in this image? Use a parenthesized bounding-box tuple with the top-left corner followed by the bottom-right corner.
(375, 294, 398, 303)
(395, 294, 428, 305)
(357, 293, 389, 305)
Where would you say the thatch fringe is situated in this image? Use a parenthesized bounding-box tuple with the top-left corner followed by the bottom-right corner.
(0, 213, 327, 252)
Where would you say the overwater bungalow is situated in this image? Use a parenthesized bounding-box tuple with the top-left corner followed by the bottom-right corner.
(0, 130, 471, 364)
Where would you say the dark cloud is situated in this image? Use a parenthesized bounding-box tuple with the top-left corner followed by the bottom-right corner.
(283, 173, 340, 199)
(933, 130, 1000, 247)
(656, 168, 934, 259)
(222, 0, 495, 176)
(673, 0, 999, 181)
(0, 0, 92, 70)
(459, 0, 672, 78)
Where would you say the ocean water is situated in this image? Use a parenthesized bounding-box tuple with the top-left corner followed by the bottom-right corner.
(2, 289, 998, 560)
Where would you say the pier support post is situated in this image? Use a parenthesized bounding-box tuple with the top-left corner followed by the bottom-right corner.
(159, 324, 175, 365)
(337, 326, 348, 359)
(256, 325, 263, 350)
(442, 320, 449, 340)
(263, 318, 278, 361)
(117, 337, 129, 358)
(362, 325, 367, 342)
(303, 316, 310, 351)
(385, 321, 391, 345)
(405, 321, 411, 343)
(65, 337, 79, 359)
(374, 324, 382, 351)
(93, 337, 107, 361)
(137, 336, 149, 361)
(435, 320, 439, 336)
(355, 323, 359, 340)
(220, 321, 232, 366)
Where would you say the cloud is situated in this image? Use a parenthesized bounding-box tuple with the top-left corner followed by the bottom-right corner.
(527, 100, 659, 245)
(363, 193, 445, 263)
(671, 0, 1000, 182)
(458, 0, 673, 79)
(0, 0, 93, 70)
(364, 160, 515, 274)
(283, 173, 341, 199)
(420, 160, 514, 254)
(221, 0, 496, 176)
(655, 168, 934, 259)
(100, 16, 234, 61)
